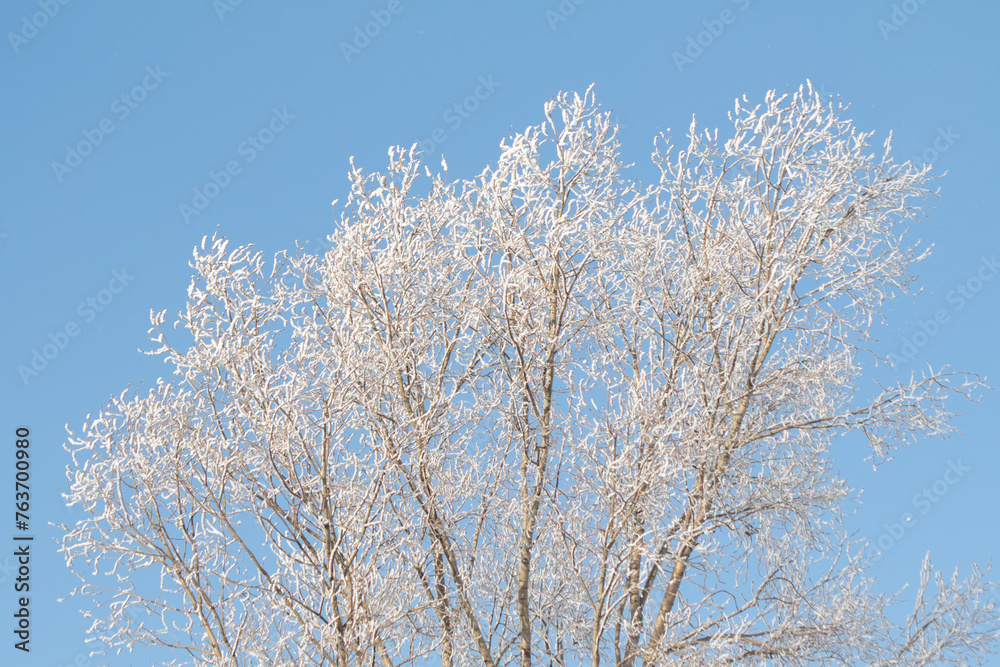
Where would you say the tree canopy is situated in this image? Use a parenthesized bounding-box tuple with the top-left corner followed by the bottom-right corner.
(61, 83, 999, 666)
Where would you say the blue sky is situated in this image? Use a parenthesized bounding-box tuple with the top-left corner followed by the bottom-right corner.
(2, 1, 998, 664)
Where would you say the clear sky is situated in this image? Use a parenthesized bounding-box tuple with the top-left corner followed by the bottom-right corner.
(2, 1, 998, 665)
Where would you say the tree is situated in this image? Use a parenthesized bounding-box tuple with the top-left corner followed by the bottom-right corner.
(60, 83, 1000, 666)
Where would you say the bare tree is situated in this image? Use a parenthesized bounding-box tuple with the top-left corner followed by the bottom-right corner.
(60, 83, 1000, 666)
